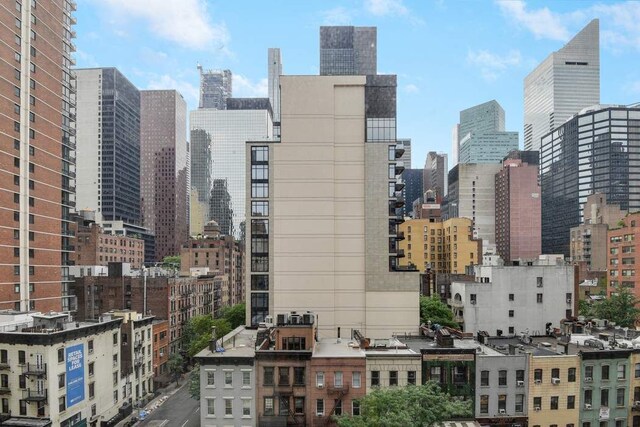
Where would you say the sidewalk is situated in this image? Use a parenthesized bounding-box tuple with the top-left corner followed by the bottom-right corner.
(115, 373, 190, 427)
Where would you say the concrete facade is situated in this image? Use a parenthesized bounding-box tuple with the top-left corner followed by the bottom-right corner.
(447, 163, 502, 247)
(196, 327, 256, 427)
(450, 259, 575, 336)
(524, 20, 600, 152)
(0, 312, 125, 427)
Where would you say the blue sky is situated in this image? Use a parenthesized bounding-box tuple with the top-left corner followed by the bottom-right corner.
(75, 0, 640, 168)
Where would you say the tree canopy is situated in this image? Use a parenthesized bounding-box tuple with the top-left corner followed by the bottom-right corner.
(420, 296, 458, 329)
(182, 302, 245, 357)
(579, 287, 640, 328)
(167, 353, 185, 386)
(162, 255, 181, 269)
(334, 382, 473, 427)
(218, 303, 246, 329)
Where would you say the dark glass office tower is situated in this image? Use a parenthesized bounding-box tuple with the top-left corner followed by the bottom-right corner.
(319, 26, 376, 76)
(197, 65, 232, 109)
(541, 104, 640, 256)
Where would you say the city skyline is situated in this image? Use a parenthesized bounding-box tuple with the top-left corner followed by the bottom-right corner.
(75, 0, 640, 167)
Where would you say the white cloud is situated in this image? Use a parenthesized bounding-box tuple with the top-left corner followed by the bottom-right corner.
(97, 0, 228, 50)
(233, 75, 268, 98)
(75, 49, 99, 68)
(495, 0, 570, 41)
(403, 84, 419, 94)
(467, 49, 522, 82)
(364, 0, 408, 16)
(591, 2, 640, 51)
(322, 7, 352, 25)
(147, 74, 199, 106)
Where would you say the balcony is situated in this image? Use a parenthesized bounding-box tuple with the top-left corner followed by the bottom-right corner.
(0, 360, 9, 370)
(22, 363, 46, 377)
(395, 181, 405, 191)
(394, 196, 405, 208)
(395, 162, 405, 174)
(391, 264, 418, 272)
(327, 385, 349, 395)
(22, 389, 47, 402)
(395, 231, 405, 241)
(633, 402, 640, 412)
(395, 144, 405, 158)
(0, 384, 10, 394)
(396, 249, 405, 258)
(448, 298, 464, 308)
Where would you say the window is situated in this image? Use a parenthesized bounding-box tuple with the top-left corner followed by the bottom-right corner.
(89, 382, 95, 399)
(509, 293, 514, 301)
(617, 388, 625, 407)
(58, 348, 64, 363)
(568, 367, 576, 382)
(278, 367, 289, 385)
(18, 351, 25, 365)
(251, 146, 268, 163)
(224, 398, 233, 416)
(534, 369, 543, 382)
(251, 182, 268, 198)
(585, 365, 593, 379)
(316, 371, 324, 387)
(264, 397, 274, 416)
(251, 201, 269, 217)
(407, 371, 416, 385)
(224, 371, 232, 386)
(602, 365, 610, 380)
(389, 371, 398, 386)
(537, 293, 543, 303)
(371, 370, 380, 386)
(316, 399, 324, 416)
(636, 363, 640, 378)
(263, 367, 274, 386)
(515, 394, 524, 412)
(516, 369, 525, 383)
(242, 370, 251, 387)
(278, 397, 289, 416)
(498, 370, 507, 386)
(89, 362, 94, 377)
(509, 310, 514, 317)
(242, 399, 251, 417)
(498, 394, 506, 411)
(294, 367, 305, 385)
(537, 277, 543, 287)
(352, 400, 360, 416)
(59, 395, 66, 412)
(294, 397, 304, 415)
(19, 400, 26, 416)
(601, 388, 609, 407)
(533, 396, 542, 408)
(618, 364, 626, 379)
(551, 368, 560, 380)
(206, 398, 215, 416)
(206, 370, 215, 386)
(550, 396, 559, 410)
(584, 389, 592, 405)
(480, 395, 489, 413)
(113, 333, 118, 345)
(334, 399, 342, 416)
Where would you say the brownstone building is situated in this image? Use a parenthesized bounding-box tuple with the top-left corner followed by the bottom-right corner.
(72, 269, 221, 353)
(0, 0, 77, 312)
(255, 313, 366, 426)
(152, 319, 170, 387)
(607, 212, 640, 298)
(140, 90, 189, 261)
(70, 211, 145, 268)
(180, 220, 245, 306)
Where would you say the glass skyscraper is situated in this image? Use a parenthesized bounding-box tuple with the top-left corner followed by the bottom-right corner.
(197, 66, 232, 110)
(319, 26, 377, 76)
(190, 99, 273, 239)
(541, 104, 640, 255)
(524, 19, 600, 152)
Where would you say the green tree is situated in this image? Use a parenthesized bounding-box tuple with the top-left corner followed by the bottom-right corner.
(592, 287, 640, 328)
(168, 353, 185, 386)
(219, 303, 246, 329)
(182, 315, 232, 357)
(420, 296, 458, 328)
(163, 255, 181, 269)
(189, 364, 200, 400)
(333, 382, 472, 427)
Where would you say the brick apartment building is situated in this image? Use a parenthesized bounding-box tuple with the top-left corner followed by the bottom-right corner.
(0, 0, 77, 312)
(72, 269, 221, 353)
(180, 220, 245, 307)
(152, 319, 170, 387)
(607, 212, 640, 297)
(70, 211, 145, 268)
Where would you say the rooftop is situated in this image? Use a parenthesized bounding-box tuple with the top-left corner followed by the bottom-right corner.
(312, 338, 366, 358)
(196, 326, 257, 359)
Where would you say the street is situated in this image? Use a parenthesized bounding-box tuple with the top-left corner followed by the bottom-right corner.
(138, 380, 200, 427)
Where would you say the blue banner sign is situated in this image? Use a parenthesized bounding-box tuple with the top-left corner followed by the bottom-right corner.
(66, 344, 85, 407)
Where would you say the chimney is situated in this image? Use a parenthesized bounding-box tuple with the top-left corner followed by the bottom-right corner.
(209, 326, 217, 352)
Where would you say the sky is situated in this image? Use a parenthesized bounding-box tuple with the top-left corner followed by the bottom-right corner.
(75, 0, 640, 168)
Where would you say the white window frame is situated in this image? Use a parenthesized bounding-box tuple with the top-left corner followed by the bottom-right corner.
(206, 398, 215, 416)
(352, 371, 361, 388)
(316, 371, 324, 388)
(206, 369, 215, 387)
